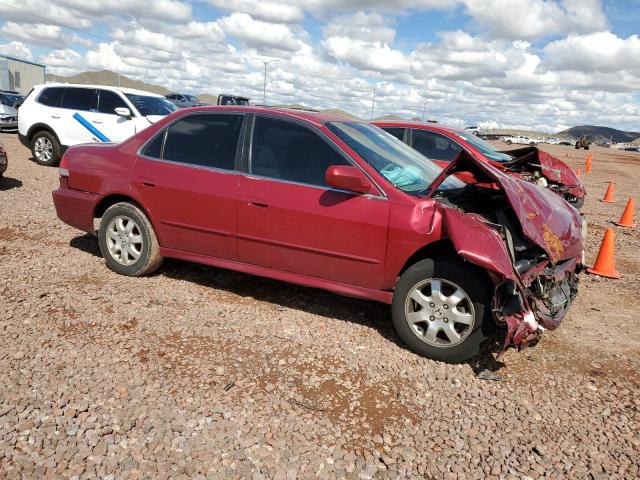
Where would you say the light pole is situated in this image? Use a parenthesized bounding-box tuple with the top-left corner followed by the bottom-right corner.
(422, 102, 426, 121)
(370, 88, 376, 120)
(253, 58, 280, 105)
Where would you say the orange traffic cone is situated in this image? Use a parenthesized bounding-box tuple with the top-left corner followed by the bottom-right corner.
(616, 198, 636, 228)
(600, 180, 614, 203)
(587, 228, 620, 279)
(585, 157, 592, 174)
(575, 168, 581, 178)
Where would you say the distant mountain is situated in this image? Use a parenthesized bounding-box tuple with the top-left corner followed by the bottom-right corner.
(558, 125, 640, 143)
(46, 70, 171, 96)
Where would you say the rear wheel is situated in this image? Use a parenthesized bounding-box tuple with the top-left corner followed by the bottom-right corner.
(506, 140, 512, 145)
(98, 202, 163, 277)
(391, 258, 492, 363)
(31, 131, 61, 166)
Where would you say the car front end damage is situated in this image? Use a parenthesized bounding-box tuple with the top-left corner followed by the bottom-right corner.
(428, 152, 583, 352)
(498, 146, 586, 209)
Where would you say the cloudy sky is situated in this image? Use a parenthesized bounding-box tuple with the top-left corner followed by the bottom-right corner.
(0, 0, 639, 132)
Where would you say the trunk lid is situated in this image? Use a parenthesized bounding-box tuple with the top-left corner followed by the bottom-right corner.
(427, 151, 583, 264)
(501, 146, 581, 187)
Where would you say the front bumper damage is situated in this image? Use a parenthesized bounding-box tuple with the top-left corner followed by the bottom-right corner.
(439, 206, 581, 353)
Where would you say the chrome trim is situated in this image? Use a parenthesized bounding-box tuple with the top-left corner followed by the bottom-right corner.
(136, 155, 242, 176)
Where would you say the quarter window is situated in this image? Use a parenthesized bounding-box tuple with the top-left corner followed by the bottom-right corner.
(411, 129, 463, 162)
(98, 90, 128, 114)
(251, 116, 349, 187)
(37, 87, 66, 108)
(161, 114, 243, 170)
(61, 88, 98, 112)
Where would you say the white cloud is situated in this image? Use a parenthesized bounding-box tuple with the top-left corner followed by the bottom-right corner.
(57, 0, 192, 23)
(463, 0, 608, 40)
(0, 0, 92, 29)
(1, 22, 92, 49)
(218, 13, 304, 52)
(324, 12, 396, 43)
(0, 41, 33, 60)
(209, 0, 304, 23)
(324, 37, 410, 73)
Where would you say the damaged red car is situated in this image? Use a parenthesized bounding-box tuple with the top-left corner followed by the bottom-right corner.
(374, 121, 586, 209)
(52, 107, 583, 362)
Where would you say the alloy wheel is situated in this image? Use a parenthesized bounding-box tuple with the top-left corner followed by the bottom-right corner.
(105, 215, 144, 266)
(404, 278, 475, 347)
(34, 137, 53, 163)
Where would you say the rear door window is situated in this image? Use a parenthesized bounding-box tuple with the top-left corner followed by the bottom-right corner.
(380, 127, 406, 142)
(411, 129, 463, 162)
(161, 113, 244, 170)
(61, 88, 99, 112)
(37, 87, 66, 108)
(97, 90, 128, 114)
(251, 116, 350, 187)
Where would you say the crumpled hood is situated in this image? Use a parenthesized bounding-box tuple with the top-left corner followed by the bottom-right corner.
(0, 103, 17, 115)
(501, 146, 585, 198)
(427, 151, 584, 264)
(496, 171, 584, 263)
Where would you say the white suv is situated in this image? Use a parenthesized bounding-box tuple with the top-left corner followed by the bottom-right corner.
(18, 84, 177, 166)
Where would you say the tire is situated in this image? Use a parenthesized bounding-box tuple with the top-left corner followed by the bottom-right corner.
(506, 140, 512, 145)
(584, 146, 589, 150)
(530, 142, 536, 146)
(98, 202, 163, 277)
(574, 145, 579, 149)
(30, 130, 61, 166)
(391, 258, 492, 363)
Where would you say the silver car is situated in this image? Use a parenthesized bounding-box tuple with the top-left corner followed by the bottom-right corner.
(165, 93, 200, 108)
(0, 103, 17, 131)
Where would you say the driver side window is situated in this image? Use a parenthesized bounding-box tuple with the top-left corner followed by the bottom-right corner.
(251, 116, 349, 187)
(411, 129, 463, 162)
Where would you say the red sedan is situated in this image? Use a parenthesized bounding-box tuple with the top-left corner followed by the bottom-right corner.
(53, 107, 584, 362)
(373, 121, 586, 209)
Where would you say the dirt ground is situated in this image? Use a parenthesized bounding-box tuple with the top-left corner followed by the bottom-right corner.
(1, 132, 639, 478)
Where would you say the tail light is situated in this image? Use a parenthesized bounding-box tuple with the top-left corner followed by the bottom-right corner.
(59, 153, 69, 177)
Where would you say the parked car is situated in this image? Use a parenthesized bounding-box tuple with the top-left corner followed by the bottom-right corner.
(558, 140, 573, 146)
(165, 93, 200, 108)
(623, 146, 640, 152)
(575, 136, 590, 150)
(504, 135, 536, 146)
(0, 90, 24, 108)
(216, 94, 250, 106)
(52, 107, 584, 363)
(0, 137, 7, 177)
(0, 102, 17, 131)
(374, 121, 586, 209)
(18, 84, 177, 166)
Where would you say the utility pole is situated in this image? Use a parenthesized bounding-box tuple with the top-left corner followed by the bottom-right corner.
(422, 102, 426, 121)
(253, 58, 280, 105)
(370, 88, 376, 120)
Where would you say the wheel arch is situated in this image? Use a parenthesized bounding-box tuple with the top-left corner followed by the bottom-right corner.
(26, 123, 61, 144)
(94, 194, 153, 224)
(397, 239, 495, 286)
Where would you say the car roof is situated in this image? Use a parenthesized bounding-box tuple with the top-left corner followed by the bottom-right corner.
(176, 105, 367, 127)
(371, 119, 464, 135)
(35, 83, 164, 98)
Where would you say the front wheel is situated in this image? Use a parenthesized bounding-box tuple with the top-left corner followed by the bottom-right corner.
(506, 140, 512, 145)
(391, 258, 492, 363)
(98, 202, 163, 277)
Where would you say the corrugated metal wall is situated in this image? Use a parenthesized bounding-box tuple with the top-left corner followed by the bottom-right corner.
(0, 56, 46, 95)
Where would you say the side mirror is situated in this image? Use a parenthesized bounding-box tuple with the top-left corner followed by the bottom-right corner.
(114, 107, 132, 118)
(325, 165, 374, 194)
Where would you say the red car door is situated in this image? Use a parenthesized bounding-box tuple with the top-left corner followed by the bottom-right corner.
(237, 115, 389, 290)
(131, 113, 245, 260)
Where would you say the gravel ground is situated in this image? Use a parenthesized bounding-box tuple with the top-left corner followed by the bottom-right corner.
(1, 132, 639, 479)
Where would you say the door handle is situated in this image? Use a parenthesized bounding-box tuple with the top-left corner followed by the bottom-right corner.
(247, 197, 269, 208)
(137, 178, 156, 188)
(92, 120, 103, 124)
(51, 115, 60, 119)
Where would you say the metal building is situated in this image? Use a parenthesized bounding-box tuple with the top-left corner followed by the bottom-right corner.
(0, 55, 46, 95)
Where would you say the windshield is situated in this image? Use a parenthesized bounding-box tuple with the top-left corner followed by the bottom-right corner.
(125, 94, 177, 116)
(0, 93, 22, 106)
(455, 132, 512, 162)
(327, 122, 464, 193)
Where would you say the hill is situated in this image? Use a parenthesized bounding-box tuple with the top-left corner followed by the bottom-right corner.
(46, 70, 171, 95)
(558, 125, 640, 143)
